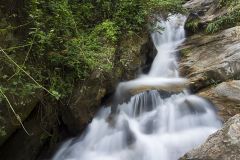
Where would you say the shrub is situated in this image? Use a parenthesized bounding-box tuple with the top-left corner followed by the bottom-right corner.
(1, 0, 185, 100)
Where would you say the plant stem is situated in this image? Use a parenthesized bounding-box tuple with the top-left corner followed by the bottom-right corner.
(0, 47, 56, 98)
(0, 88, 31, 136)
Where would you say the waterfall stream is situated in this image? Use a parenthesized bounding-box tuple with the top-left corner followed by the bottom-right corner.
(53, 15, 222, 160)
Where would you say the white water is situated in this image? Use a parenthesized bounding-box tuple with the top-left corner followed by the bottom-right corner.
(53, 15, 222, 160)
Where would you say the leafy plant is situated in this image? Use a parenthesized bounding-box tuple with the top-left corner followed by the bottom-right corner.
(1, 0, 185, 101)
(206, 0, 240, 33)
(185, 18, 201, 32)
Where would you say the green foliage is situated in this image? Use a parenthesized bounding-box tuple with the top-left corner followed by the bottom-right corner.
(185, 18, 200, 32)
(149, 0, 186, 14)
(218, 0, 239, 8)
(1, 0, 185, 100)
(206, 0, 240, 33)
(206, 22, 220, 33)
(93, 20, 119, 43)
(0, 127, 6, 137)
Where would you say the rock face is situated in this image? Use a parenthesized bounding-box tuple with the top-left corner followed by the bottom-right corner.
(199, 80, 240, 122)
(180, 26, 240, 92)
(179, 1, 240, 159)
(180, 114, 240, 160)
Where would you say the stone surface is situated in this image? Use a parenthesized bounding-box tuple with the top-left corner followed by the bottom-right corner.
(199, 80, 240, 121)
(184, 0, 215, 11)
(180, 114, 240, 160)
(180, 26, 240, 92)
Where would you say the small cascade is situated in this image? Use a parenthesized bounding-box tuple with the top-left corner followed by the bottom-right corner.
(149, 15, 185, 77)
(53, 15, 222, 160)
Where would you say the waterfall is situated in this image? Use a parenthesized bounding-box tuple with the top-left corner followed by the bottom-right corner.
(53, 15, 222, 160)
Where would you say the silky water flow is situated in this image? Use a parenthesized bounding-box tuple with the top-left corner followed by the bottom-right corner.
(53, 15, 222, 160)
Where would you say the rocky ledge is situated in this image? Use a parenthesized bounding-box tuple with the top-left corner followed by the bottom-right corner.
(199, 80, 240, 122)
(180, 114, 240, 160)
(180, 26, 240, 92)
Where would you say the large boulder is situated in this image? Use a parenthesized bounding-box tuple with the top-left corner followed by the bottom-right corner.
(180, 114, 240, 160)
(199, 80, 240, 121)
(180, 26, 240, 92)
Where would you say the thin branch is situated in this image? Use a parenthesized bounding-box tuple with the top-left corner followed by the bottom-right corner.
(2, 44, 32, 52)
(8, 35, 36, 81)
(0, 47, 56, 98)
(23, 33, 36, 65)
(3, 21, 33, 31)
(0, 88, 31, 135)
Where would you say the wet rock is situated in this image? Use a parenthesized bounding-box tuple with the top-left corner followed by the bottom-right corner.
(61, 76, 108, 135)
(139, 34, 157, 74)
(180, 26, 240, 92)
(199, 80, 240, 122)
(117, 32, 157, 79)
(113, 77, 188, 105)
(180, 114, 240, 160)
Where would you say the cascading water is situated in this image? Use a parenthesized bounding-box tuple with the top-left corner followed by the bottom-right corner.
(53, 15, 222, 160)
